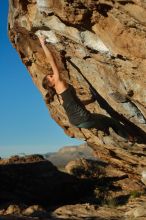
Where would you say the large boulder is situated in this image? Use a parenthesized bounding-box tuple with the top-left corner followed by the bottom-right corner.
(8, 0, 146, 189)
(65, 158, 106, 178)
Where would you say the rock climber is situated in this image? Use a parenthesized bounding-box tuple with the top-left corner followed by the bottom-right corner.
(38, 35, 133, 140)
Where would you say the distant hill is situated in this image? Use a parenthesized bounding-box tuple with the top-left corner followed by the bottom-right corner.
(43, 143, 96, 168)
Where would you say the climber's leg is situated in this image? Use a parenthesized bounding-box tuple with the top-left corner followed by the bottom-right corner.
(77, 114, 131, 140)
(91, 114, 131, 139)
(76, 114, 111, 134)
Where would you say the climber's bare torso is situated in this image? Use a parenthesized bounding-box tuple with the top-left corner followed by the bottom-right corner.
(47, 75, 68, 104)
(55, 81, 68, 104)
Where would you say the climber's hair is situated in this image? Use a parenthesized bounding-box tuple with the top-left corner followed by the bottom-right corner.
(45, 89, 56, 104)
(42, 73, 53, 90)
(42, 74, 56, 104)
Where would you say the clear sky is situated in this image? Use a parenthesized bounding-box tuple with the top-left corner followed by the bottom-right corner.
(0, 1, 83, 158)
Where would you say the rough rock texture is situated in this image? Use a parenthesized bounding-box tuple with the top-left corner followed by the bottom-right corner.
(8, 0, 146, 189)
(1, 196, 146, 220)
(65, 158, 105, 178)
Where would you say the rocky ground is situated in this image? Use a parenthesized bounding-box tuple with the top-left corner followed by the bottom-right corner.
(1, 197, 146, 220)
(0, 154, 146, 220)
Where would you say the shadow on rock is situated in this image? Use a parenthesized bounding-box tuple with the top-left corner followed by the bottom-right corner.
(0, 155, 93, 207)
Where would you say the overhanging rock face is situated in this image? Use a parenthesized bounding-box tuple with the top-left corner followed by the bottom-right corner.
(8, 0, 146, 188)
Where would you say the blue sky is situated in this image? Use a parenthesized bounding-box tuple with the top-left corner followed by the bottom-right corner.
(0, 1, 83, 158)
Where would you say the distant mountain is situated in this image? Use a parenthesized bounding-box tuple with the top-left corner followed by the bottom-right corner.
(43, 143, 96, 168)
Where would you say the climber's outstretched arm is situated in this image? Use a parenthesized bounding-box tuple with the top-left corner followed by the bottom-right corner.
(38, 36, 60, 81)
(38, 35, 68, 94)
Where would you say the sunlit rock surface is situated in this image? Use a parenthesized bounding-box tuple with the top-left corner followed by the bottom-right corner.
(8, 0, 146, 188)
